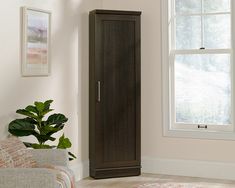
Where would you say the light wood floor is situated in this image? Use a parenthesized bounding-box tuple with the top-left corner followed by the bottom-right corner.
(77, 174, 235, 188)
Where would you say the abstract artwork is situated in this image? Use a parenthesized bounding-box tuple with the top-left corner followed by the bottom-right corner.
(21, 7, 51, 76)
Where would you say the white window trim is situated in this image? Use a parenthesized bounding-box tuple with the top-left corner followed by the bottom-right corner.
(161, 0, 235, 140)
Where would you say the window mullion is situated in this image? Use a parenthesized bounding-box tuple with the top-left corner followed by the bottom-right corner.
(171, 0, 175, 50)
(231, 0, 234, 132)
(173, 49, 232, 55)
(201, 0, 204, 48)
(175, 12, 231, 17)
(169, 52, 176, 129)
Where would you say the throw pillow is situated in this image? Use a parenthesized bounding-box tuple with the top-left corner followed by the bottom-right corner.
(0, 137, 36, 168)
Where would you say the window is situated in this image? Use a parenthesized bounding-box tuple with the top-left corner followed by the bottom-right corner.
(162, 0, 235, 139)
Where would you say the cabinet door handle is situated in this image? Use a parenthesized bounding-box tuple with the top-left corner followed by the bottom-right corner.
(97, 81, 101, 102)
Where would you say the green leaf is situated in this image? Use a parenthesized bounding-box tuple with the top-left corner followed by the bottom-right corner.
(33, 134, 56, 143)
(41, 124, 64, 136)
(44, 100, 53, 111)
(9, 100, 74, 154)
(40, 125, 62, 135)
(47, 114, 68, 126)
(41, 109, 54, 116)
(68, 151, 77, 159)
(8, 118, 37, 136)
(54, 123, 64, 129)
(31, 144, 54, 149)
(23, 142, 34, 148)
(57, 134, 72, 149)
(25, 105, 38, 114)
(34, 102, 45, 113)
(24, 142, 56, 149)
(24, 117, 37, 124)
(16, 109, 38, 119)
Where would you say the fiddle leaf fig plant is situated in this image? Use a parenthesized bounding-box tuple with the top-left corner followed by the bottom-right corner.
(8, 100, 76, 161)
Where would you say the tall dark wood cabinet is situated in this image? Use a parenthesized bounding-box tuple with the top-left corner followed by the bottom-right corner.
(89, 9, 141, 179)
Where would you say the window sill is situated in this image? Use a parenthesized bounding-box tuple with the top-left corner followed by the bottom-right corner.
(163, 128, 235, 141)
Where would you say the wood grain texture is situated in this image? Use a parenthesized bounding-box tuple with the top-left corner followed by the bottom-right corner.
(89, 10, 141, 179)
(90, 9, 141, 15)
(102, 19, 136, 163)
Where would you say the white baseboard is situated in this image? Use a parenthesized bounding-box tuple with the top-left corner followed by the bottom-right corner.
(69, 157, 235, 181)
(142, 157, 235, 180)
(69, 161, 89, 181)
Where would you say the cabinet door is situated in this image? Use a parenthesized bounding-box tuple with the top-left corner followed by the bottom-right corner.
(95, 14, 141, 168)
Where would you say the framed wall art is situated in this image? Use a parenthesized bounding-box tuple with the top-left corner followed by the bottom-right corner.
(21, 7, 51, 76)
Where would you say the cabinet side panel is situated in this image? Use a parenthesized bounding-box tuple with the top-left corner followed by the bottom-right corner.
(135, 15, 141, 165)
(89, 12, 96, 169)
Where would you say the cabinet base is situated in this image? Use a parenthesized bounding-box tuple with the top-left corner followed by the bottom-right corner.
(90, 166, 141, 179)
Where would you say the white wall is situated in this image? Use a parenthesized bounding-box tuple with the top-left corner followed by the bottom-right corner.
(102, 0, 235, 180)
(3, 0, 235, 181)
(0, 0, 102, 179)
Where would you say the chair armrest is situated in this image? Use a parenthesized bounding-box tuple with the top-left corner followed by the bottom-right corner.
(29, 149, 68, 166)
(0, 168, 56, 188)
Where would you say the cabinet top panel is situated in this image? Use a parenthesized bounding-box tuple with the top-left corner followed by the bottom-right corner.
(89, 9, 141, 16)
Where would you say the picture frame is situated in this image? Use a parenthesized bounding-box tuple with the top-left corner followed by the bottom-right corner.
(21, 7, 51, 76)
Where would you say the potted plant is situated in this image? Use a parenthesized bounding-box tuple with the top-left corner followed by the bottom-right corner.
(8, 100, 76, 160)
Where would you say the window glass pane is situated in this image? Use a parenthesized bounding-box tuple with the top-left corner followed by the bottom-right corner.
(175, 54, 231, 125)
(176, 16, 201, 49)
(175, 0, 202, 14)
(204, 15, 231, 49)
(204, 0, 230, 13)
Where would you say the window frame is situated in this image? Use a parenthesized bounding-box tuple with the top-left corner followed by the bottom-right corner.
(161, 0, 235, 140)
